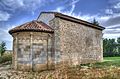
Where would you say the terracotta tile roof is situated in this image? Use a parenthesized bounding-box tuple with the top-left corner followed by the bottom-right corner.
(9, 20, 54, 34)
(38, 12, 105, 30)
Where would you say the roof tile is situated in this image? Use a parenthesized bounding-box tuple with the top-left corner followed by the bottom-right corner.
(9, 20, 54, 34)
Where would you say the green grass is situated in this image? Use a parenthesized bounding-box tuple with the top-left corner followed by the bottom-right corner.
(81, 57, 120, 68)
(92, 57, 120, 68)
(104, 57, 120, 61)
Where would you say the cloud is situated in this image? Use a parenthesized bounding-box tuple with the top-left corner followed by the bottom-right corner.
(97, 0, 120, 38)
(55, 0, 79, 14)
(0, 24, 16, 50)
(103, 29, 120, 34)
(0, 0, 46, 14)
(69, 0, 79, 14)
(0, 0, 24, 11)
(101, 15, 120, 38)
(55, 7, 65, 12)
(70, 0, 75, 14)
(54, 0, 112, 23)
(106, 0, 120, 14)
(106, 24, 120, 29)
(105, 9, 113, 15)
(0, 28, 12, 49)
(54, 0, 102, 22)
(0, 11, 10, 21)
(0, 27, 12, 42)
(102, 15, 120, 26)
(103, 1, 120, 27)
(103, 33, 120, 39)
(0, 0, 47, 22)
(97, 0, 120, 39)
(114, 2, 120, 9)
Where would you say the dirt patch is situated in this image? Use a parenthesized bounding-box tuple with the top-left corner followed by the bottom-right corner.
(0, 64, 120, 79)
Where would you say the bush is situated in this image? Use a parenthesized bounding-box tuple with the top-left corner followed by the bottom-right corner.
(0, 53, 12, 64)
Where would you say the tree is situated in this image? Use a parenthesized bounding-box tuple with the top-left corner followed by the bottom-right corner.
(103, 38, 118, 57)
(0, 41, 6, 56)
(117, 37, 120, 53)
(92, 18, 99, 26)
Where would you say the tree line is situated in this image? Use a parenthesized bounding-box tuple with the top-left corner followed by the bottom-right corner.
(103, 37, 120, 57)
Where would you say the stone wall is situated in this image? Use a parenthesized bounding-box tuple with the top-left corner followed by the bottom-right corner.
(59, 19, 103, 64)
(12, 32, 54, 71)
(49, 18, 62, 66)
(50, 17, 103, 66)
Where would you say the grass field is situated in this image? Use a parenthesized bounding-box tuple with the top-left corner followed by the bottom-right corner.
(104, 57, 120, 61)
(80, 57, 120, 68)
(91, 57, 120, 68)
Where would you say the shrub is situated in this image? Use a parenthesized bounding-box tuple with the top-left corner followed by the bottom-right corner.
(0, 53, 12, 64)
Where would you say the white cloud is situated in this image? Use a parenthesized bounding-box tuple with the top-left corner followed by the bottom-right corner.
(0, 0, 46, 21)
(103, 29, 120, 34)
(105, 9, 113, 15)
(69, 0, 80, 14)
(55, 7, 65, 12)
(22, 0, 45, 13)
(99, 1, 120, 38)
(114, 2, 120, 9)
(0, 25, 15, 50)
(103, 33, 120, 39)
(0, 11, 10, 21)
(55, 0, 80, 15)
(1, 0, 24, 11)
(98, 16, 111, 21)
(69, 3, 75, 14)
(0, 28, 12, 42)
(1, 0, 45, 13)
(106, 24, 120, 29)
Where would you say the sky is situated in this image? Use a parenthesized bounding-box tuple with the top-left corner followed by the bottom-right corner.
(0, 0, 120, 50)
